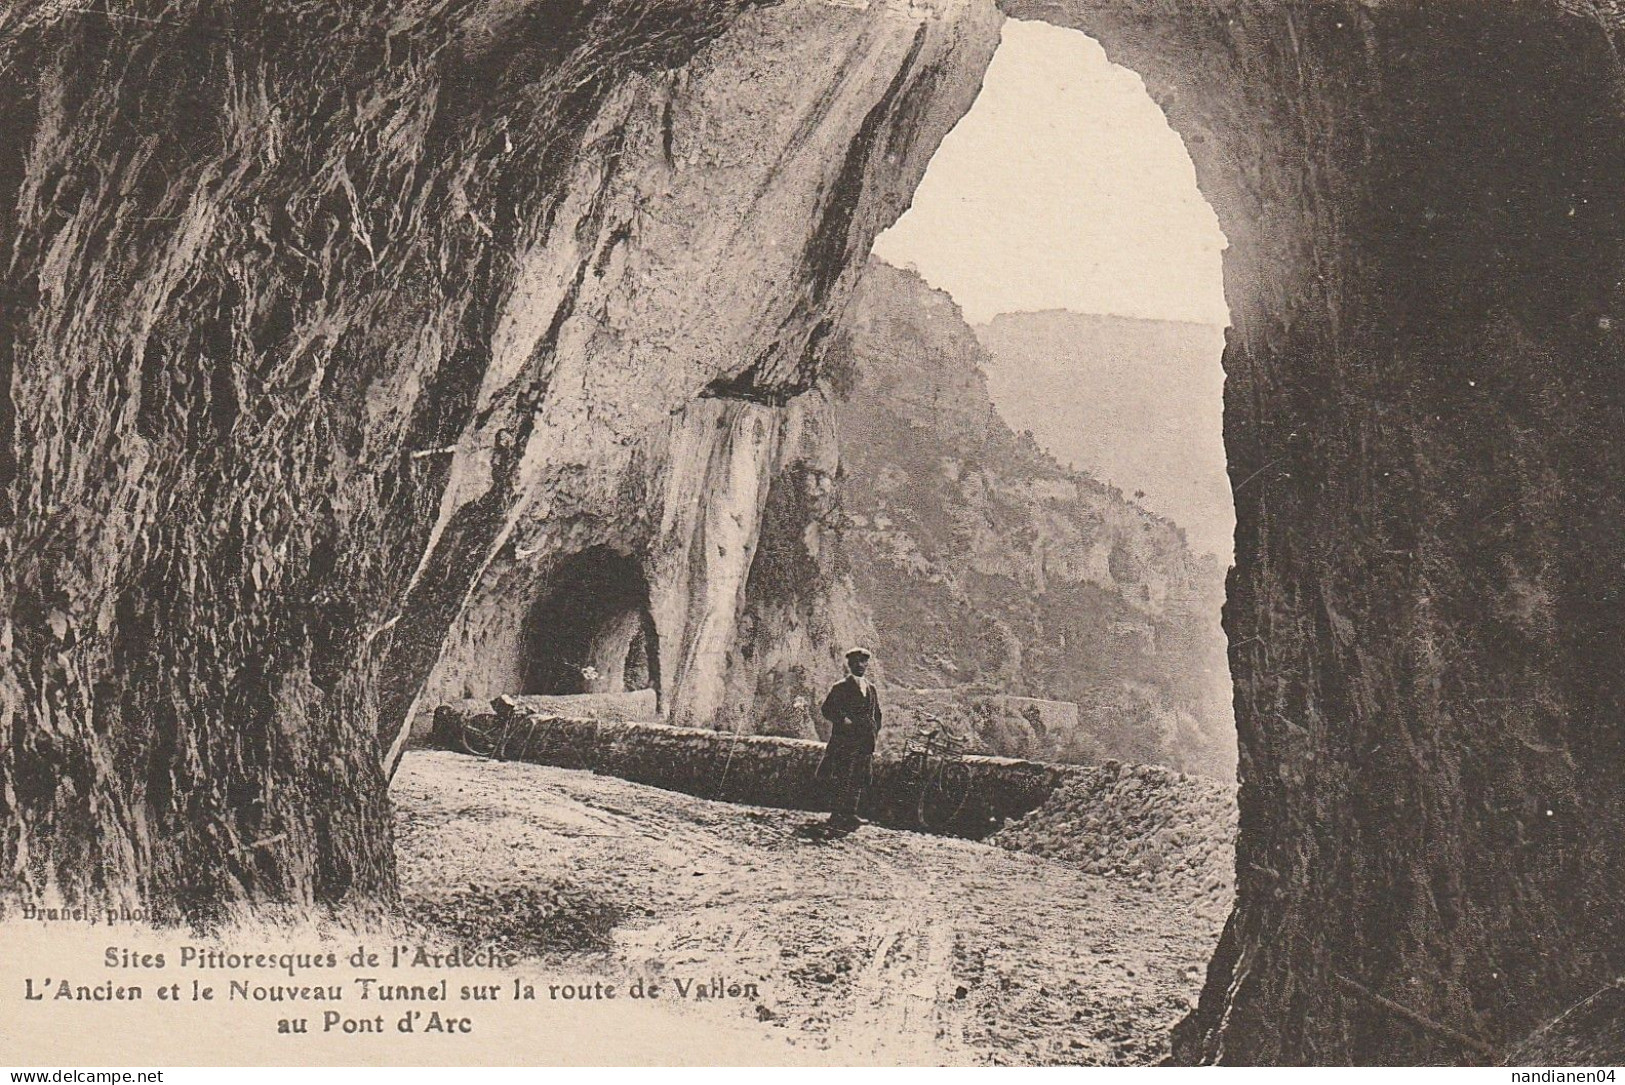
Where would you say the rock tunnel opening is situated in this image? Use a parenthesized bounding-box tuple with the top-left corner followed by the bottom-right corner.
(521, 546, 661, 702)
(797, 13, 1245, 1055)
(977, 2, 1625, 1064)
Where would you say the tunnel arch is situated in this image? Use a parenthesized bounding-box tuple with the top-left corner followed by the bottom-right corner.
(991, 0, 1625, 1066)
(521, 546, 662, 702)
(410, 2, 1625, 1062)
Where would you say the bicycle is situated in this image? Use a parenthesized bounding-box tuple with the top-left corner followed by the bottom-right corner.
(899, 717, 975, 831)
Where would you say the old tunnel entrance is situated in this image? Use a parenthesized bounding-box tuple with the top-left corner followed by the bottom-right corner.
(521, 546, 661, 701)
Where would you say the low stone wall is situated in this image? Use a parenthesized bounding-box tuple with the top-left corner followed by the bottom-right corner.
(428, 699, 1078, 838)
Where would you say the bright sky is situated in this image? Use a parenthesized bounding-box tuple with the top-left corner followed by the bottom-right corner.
(872, 20, 1229, 326)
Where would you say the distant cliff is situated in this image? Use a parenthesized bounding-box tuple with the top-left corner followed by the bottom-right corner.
(806, 260, 1235, 779)
(975, 310, 1232, 561)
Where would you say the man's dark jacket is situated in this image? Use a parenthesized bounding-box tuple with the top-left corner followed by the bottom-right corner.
(816, 675, 882, 787)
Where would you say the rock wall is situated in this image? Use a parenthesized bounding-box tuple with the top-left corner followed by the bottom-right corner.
(975, 310, 1233, 561)
(881, 688, 1084, 762)
(0, 0, 1001, 911)
(406, 690, 658, 744)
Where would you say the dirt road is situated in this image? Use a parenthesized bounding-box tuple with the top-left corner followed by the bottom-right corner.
(392, 750, 1222, 1065)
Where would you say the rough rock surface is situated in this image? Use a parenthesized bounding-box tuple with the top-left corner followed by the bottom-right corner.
(429, 701, 1075, 838)
(0, 0, 999, 909)
(992, 761, 1235, 924)
(1019, 0, 1625, 1063)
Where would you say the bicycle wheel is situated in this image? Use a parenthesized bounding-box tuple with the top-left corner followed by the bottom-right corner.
(893, 752, 926, 826)
(460, 712, 510, 759)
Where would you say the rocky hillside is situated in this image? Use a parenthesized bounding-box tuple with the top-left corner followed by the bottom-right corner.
(821, 261, 1235, 780)
(975, 311, 1233, 561)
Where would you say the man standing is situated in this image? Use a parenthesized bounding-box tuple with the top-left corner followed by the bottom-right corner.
(816, 647, 882, 833)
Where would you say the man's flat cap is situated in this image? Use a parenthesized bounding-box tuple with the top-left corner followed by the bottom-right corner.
(844, 646, 873, 660)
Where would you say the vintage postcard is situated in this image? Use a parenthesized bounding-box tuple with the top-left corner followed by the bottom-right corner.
(1, 0, 1621, 1069)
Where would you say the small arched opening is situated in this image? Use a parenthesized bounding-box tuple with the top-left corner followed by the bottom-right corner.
(522, 546, 661, 701)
